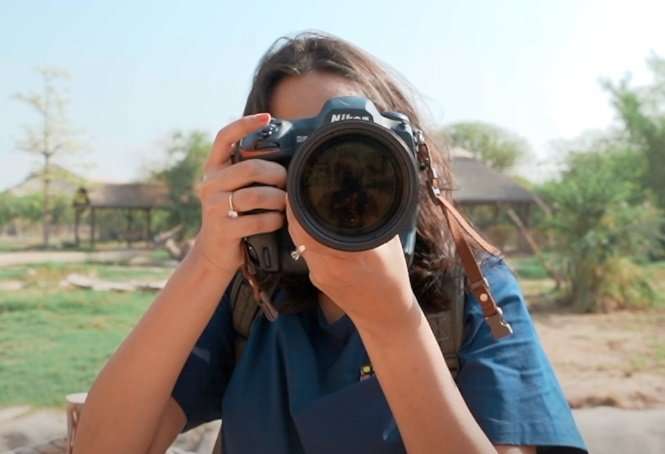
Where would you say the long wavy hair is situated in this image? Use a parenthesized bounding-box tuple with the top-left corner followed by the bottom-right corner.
(243, 32, 495, 312)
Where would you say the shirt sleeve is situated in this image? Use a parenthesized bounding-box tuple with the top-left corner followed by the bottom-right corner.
(456, 256, 588, 453)
(171, 290, 236, 432)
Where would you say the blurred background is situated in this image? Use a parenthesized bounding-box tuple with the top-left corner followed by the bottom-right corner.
(1, 1, 664, 453)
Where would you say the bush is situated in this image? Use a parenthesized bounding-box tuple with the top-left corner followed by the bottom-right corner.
(0, 192, 75, 230)
(540, 146, 664, 311)
(152, 131, 211, 237)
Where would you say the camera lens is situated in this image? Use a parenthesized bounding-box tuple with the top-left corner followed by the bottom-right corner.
(287, 121, 419, 251)
(299, 134, 401, 236)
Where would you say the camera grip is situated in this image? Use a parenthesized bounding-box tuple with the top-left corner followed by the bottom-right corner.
(244, 228, 308, 274)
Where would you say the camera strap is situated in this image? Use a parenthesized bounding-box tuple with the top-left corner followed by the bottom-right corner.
(415, 132, 513, 339)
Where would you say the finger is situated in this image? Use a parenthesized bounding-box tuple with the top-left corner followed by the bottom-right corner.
(204, 113, 271, 173)
(285, 195, 354, 260)
(232, 211, 285, 237)
(285, 194, 316, 251)
(285, 196, 347, 275)
(284, 196, 319, 267)
(285, 193, 302, 244)
(232, 186, 286, 213)
(202, 192, 285, 237)
(197, 159, 287, 198)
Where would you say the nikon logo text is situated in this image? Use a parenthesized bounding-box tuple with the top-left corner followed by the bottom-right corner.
(330, 113, 371, 123)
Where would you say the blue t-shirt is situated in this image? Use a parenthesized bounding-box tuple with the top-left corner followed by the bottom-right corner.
(172, 257, 587, 453)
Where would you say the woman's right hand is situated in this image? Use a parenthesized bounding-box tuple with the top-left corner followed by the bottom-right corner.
(190, 113, 287, 273)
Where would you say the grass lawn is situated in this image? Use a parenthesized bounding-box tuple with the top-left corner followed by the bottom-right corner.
(0, 262, 172, 407)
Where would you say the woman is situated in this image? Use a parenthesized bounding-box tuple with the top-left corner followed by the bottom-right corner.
(75, 32, 587, 453)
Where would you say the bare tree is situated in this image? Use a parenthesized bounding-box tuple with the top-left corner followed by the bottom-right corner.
(14, 67, 80, 247)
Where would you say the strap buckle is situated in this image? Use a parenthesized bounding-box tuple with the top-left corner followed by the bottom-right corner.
(484, 306, 513, 339)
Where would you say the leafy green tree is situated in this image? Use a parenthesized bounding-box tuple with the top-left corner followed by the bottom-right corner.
(604, 55, 665, 211)
(14, 67, 81, 247)
(49, 195, 75, 226)
(152, 131, 211, 236)
(11, 194, 44, 224)
(440, 121, 530, 172)
(0, 193, 16, 228)
(540, 144, 662, 311)
(0, 193, 45, 228)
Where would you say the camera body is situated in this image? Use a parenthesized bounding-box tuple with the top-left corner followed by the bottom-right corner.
(235, 96, 422, 274)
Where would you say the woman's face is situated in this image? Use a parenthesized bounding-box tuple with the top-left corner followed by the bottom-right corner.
(270, 71, 362, 120)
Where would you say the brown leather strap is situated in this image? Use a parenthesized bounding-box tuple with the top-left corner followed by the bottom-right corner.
(416, 133, 512, 339)
(436, 195, 501, 257)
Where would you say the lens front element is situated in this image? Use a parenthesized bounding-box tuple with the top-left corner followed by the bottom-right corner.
(288, 121, 418, 251)
(300, 134, 401, 236)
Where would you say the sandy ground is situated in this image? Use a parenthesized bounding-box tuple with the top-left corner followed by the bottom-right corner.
(573, 406, 665, 454)
(533, 309, 665, 410)
(0, 406, 220, 454)
(0, 250, 164, 267)
(2, 406, 665, 453)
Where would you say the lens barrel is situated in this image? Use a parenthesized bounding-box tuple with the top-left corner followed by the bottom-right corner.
(287, 121, 419, 251)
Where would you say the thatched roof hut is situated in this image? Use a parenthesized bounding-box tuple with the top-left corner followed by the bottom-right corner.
(74, 183, 170, 209)
(450, 149, 538, 206)
(69, 150, 541, 252)
(73, 183, 171, 248)
(449, 148, 542, 253)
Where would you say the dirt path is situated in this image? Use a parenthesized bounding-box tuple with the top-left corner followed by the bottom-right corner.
(533, 310, 665, 409)
(0, 250, 158, 267)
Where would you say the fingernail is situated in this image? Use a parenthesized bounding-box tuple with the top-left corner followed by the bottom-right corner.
(256, 113, 271, 122)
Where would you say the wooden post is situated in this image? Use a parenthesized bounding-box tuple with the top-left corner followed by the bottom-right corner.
(74, 208, 80, 247)
(523, 204, 532, 229)
(126, 209, 133, 248)
(145, 208, 152, 245)
(517, 204, 532, 253)
(90, 207, 96, 250)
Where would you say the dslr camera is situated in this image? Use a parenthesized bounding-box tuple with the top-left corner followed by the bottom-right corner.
(235, 96, 423, 274)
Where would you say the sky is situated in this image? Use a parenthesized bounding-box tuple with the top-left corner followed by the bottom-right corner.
(1, 0, 664, 190)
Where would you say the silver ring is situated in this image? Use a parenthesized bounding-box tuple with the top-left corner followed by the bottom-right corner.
(227, 192, 239, 219)
(290, 244, 306, 261)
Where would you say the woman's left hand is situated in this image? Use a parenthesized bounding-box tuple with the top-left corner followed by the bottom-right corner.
(285, 195, 417, 332)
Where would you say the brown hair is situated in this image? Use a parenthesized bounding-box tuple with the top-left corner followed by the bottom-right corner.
(243, 31, 492, 312)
